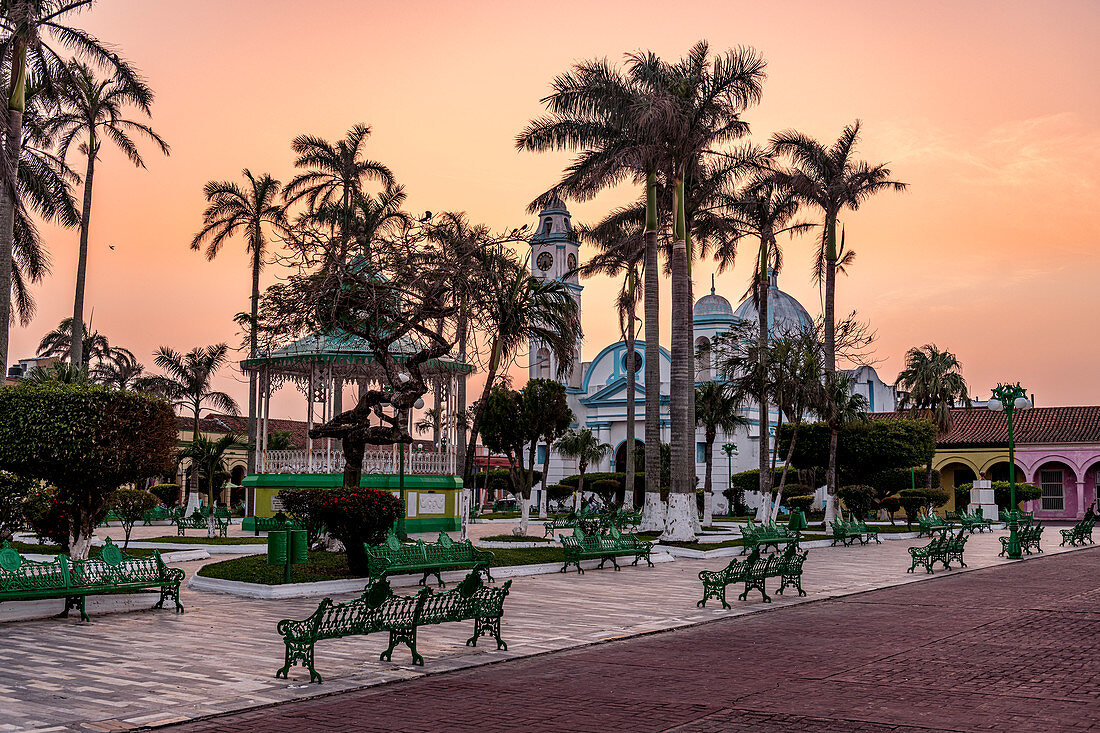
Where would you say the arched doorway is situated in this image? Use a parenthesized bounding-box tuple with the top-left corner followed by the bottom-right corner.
(938, 462, 977, 511)
(1033, 461, 1077, 517)
(615, 439, 644, 505)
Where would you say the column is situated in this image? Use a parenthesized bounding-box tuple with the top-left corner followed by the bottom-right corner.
(1076, 481, 1086, 519)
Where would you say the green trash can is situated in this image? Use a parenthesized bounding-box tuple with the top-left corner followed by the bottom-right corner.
(267, 531, 287, 565)
(788, 509, 808, 532)
(289, 529, 308, 564)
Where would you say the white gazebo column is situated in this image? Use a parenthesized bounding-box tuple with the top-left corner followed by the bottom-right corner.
(307, 364, 316, 473)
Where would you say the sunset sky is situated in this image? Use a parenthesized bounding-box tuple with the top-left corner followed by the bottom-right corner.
(11, 0, 1100, 418)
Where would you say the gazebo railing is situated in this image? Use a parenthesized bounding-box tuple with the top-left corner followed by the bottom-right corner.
(262, 447, 455, 475)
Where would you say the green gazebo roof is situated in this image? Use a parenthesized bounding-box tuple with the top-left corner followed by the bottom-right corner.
(240, 330, 472, 375)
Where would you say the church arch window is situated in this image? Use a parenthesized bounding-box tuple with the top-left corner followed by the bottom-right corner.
(536, 347, 551, 379)
(543, 217, 553, 236)
(695, 336, 712, 380)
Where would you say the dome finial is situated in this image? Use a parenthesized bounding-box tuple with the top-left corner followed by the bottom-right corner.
(768, 267, 777, 288)
(710, 273, 715, 295)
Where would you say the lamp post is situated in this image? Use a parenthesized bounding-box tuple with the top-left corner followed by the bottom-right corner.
(987, 382, 1031, 560)
(722, 442, 738, 514)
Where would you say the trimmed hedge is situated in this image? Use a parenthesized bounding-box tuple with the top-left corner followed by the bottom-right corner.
(955, 481, 1041, 510)
(779, 419, 937, 484)
(868, 467, 940, 499)
(838, 485, 877, 520)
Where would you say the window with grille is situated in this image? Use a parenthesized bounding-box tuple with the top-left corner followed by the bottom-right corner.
(1040, 469, 1064, 511)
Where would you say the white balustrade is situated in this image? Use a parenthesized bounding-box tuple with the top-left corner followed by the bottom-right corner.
(263, 447, 455, 475)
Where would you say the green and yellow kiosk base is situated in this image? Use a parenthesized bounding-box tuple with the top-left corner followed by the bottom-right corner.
(241, 473, 462, 534)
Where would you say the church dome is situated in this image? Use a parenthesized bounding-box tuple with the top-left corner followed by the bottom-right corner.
(732, 271, 814, 335)
(693, 277, 734, 321)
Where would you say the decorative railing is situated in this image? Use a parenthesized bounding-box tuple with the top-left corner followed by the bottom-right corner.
(262, 447, 455, 475)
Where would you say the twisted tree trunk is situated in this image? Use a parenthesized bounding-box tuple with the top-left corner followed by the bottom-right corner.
(622, 270, 637, 511)
(641, 173, 664, 531)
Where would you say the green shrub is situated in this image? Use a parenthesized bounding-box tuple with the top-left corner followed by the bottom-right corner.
(897, 487, 950, 528)
(838, 485, 877, 520)
(780, 419, 937, 484)
(0, 382, 177, 558)
(560, 472, 643, 490)
(23, 485, 71, 550)
(276, 488, 328, 545)
(879, 495, 902, 523)
(0, 471, 36, 541)
(589, 479, 621, 505)
(869, 467, 940, 499)
(149, 483, 180, 507)
(779, 483, 813, 505)
(546, 484, 572, 502)
(787, 495, 814, 512)
(306, 487, 402, 574)
(111, 488, 159, 548)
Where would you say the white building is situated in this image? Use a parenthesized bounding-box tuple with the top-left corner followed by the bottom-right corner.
(528, 200, 896, 510)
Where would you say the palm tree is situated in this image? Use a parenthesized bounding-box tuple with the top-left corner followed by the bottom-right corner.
(149, 344, 239, 439)
(896, 344, 971, 487)
(0, 0, 141, 371)
(10, 76, 81, 324)
(463, 252, 581, 487)
(180, 432, 244, 537)
(192, 170, 288, 473)
(516, 56, 668, 532)
(765, 328, 824, 523)
(36, 316, 109, 363)
(631, 42, 765, 540)
(49, 60, 168, 366)
(695, 380, 747, 526)
(90, 346, 143, 390)
(711, 167, 810, 509)
(414, 406, 444, 445)
(285, 123, 394, 251)
(771, 122, 906, 521)
(554, 427, 612, 511)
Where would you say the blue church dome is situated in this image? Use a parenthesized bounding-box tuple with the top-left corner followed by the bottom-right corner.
(693, 276, 735, 322)
(732, 270, 814, 335)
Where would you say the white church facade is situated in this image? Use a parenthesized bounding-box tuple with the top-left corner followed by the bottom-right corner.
(526, 200, 896, 510)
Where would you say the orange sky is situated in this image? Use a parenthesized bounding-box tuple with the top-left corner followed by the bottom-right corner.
(11, 0, 1100, 418)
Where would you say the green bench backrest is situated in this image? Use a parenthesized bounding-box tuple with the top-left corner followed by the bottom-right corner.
(0, 543, 70, 592)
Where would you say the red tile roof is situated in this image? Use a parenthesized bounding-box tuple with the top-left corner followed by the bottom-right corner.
(872, 406, 1100, 447)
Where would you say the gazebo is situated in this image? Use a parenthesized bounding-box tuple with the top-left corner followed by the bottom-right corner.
(238, 330, 472, 532)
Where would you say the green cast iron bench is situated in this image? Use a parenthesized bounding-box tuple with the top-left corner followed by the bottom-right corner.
(365, 530, 494, 587)
(1060, 513, 1095, 547)
(559, 525, 654, 574)
(174, 511, 229, 538)
(1001, 523, 1044, 556)
(908, 530, 968, 574)
(275, 569, 512, 683)
(611, 508, 643, 530)
(697, 544, 808, 608)
(829, 518, 880, 546)
(242, 514, 304, 535)
(999, 509, 1035, 526)
(0, 538, 184, 621)
(740, 518, 800, 554)
(954, 510, 994, 533)
(916, 510, 956, 537)
(143, 506, 183, 525)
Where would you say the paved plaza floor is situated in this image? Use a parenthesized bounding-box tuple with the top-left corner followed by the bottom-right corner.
(0, 527, 1095, 732)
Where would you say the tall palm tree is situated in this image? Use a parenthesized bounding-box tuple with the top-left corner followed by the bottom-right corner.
(149, 343, 239, 439)
(630, 42, 765, 540)
(771, 121, 906, 520)
(285, 123, 394, 249)
(516, 56, 669, 531)
(180, 432, 244, 537)
(695, 380, 747, 526)
(192, 170, 288, 473)
(50, 60, 168, 366)
(0, 0, 141, 371)
(463, 252, 581, 487)
(554, 427, 612, 511)
(712, 169, 810, 506)
(36, 316, 108, 362)
(896, 344, 971, 486)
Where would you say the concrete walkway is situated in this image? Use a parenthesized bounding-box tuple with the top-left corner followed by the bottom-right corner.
(0, 530, 1092, 732)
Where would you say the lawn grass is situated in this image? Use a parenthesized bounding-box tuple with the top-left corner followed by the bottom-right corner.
(136, 535, 269, 545)
(9, 541, 159, 558)
(480, 534, 553, 543)
(197, 546, 568, 585)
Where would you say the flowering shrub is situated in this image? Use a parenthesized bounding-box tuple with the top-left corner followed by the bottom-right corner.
(279, 487, 402, 574)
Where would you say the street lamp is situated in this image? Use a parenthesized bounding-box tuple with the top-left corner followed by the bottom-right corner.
(988, 382, 1031, 559)
(722, 442, 738, 514)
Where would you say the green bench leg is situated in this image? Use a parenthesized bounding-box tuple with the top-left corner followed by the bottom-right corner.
(276, 639, 321, 684)
(467, 616, 506, 650)
(382, 625, 423, 666)
(739, 579, 771, 603)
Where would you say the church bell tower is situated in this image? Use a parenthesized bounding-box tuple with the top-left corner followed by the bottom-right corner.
(528, 197, 583, 388)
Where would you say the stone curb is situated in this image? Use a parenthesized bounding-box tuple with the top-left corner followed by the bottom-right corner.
(186, 551, 676, 600)
(658, 530, 928, 559)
